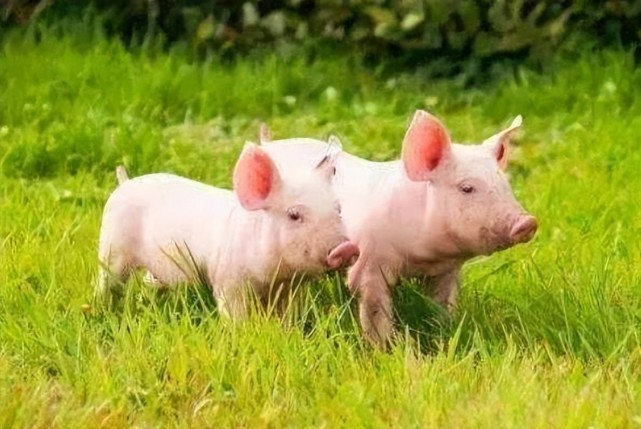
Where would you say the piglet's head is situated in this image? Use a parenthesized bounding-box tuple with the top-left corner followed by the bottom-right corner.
(233, 142, 358, 276)
(400, 110, 537, 257)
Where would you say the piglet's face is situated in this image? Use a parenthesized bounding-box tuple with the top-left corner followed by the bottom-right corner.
(402, 111, 537, 257)
(233, 143, 358, 275)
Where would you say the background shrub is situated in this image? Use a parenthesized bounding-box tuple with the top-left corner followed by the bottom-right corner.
(2, 1, 640, 76)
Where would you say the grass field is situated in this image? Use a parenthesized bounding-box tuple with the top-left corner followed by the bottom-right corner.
(1, 24, 641, 428)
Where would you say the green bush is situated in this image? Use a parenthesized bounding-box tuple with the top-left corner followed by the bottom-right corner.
(2, 1, 640, 75)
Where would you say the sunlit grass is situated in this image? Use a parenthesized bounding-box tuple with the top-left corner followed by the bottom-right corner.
(1, 23, 641, 427)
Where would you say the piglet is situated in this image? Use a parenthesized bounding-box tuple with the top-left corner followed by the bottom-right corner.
(260, 111, 537, 345)
(96, 142, 359, 317)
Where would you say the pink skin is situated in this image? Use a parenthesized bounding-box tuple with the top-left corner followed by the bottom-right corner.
(96, 143, 358, 317)
(260, 112, 537, 346)
(327, 241, 360, 269)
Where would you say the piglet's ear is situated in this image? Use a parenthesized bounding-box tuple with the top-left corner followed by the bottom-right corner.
(401, 110, 452, 181)
(259, 123, 272, 144)
(483, 115, 522, 170)
(233, 142, 282, 210)
(315, 135, 343, 181)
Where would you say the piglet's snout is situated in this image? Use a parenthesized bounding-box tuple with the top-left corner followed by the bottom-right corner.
(326, 240, 360, 269)
(509, 214, 538, 244)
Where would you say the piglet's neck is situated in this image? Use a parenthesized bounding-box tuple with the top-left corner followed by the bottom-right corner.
(220, 203, 290, 283)
(387, 171, 431, 234)
(388, 171, 468, 265)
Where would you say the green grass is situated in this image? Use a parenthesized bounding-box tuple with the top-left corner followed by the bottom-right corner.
(1, 23, 641, 428)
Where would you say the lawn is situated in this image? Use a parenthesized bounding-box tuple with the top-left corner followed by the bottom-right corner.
(1, 24, 641, 428)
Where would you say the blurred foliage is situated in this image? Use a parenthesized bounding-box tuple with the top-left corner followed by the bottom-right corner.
(2, 0, 641, 75)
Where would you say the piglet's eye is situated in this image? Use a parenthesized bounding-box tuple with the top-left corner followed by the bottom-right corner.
(287, 208, 302, 221)
(459, 183, 475, 194)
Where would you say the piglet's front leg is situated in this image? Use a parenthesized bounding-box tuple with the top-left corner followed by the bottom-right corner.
(430, 268, 461, 312)
(213, 278, 251, 320)
(348, 259, 397, 348)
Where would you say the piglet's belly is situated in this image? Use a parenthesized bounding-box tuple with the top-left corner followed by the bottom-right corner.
(405, 258, 461, 278)
(133, 240, 209, 286)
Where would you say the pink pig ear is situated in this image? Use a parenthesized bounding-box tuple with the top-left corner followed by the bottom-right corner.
(233, 142, 282, 210)
(401, 110, 452, 181)
(483, 115, 522, 170)
(258, 122, 272, 143)
(314, 135, 343, 181)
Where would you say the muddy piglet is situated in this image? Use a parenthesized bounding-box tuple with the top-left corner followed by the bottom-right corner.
(260, 111, 537, 346)
(96, 142, 359, 317)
